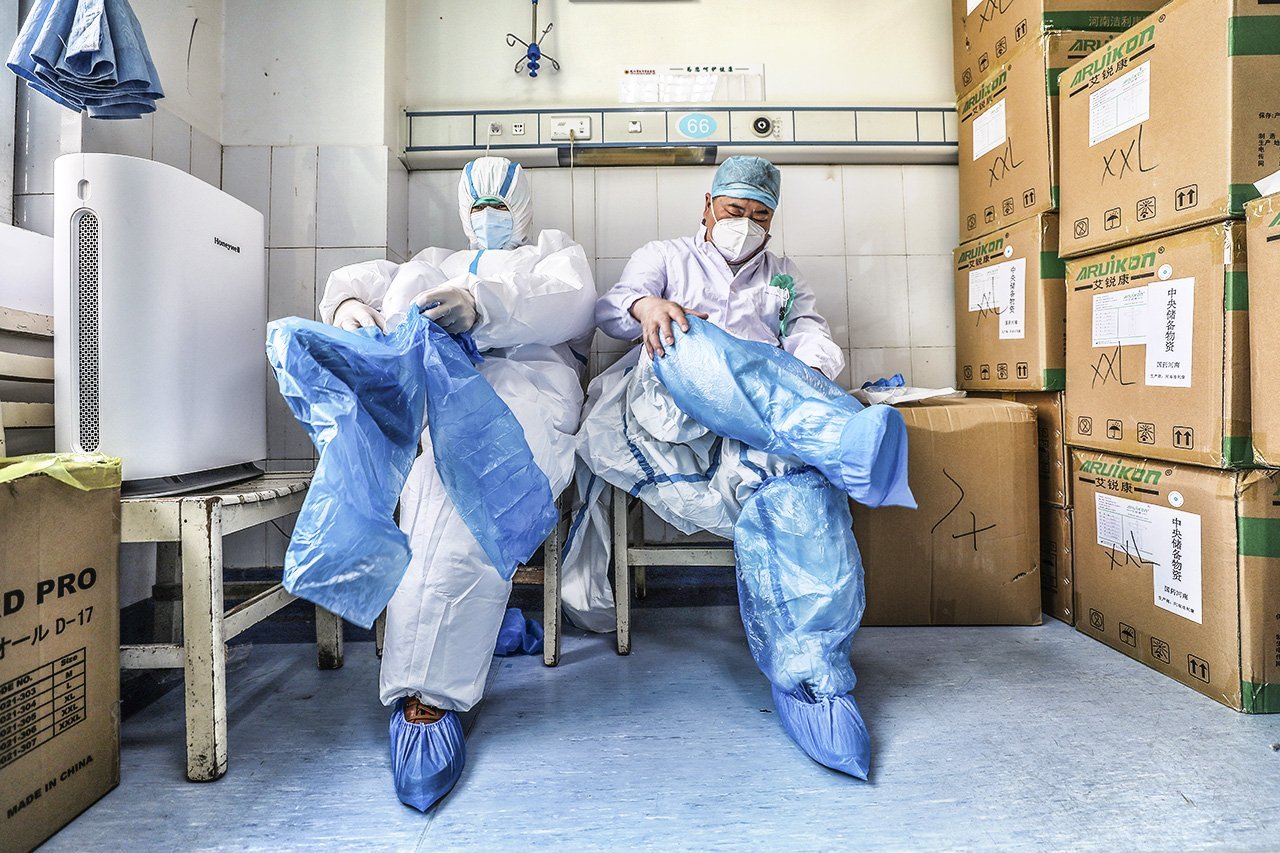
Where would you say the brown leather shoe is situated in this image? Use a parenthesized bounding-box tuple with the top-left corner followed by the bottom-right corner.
(403, 697, 446, 725)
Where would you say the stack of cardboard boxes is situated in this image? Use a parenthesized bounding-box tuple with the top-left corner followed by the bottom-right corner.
(1054, 0, 1280, 711)
(950, 0, 1166, 624)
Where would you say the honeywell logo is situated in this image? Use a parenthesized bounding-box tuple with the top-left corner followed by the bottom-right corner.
(213, 237, 241, 254)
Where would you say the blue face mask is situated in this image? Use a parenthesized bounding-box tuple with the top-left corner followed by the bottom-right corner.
(470, 207, 514, 250)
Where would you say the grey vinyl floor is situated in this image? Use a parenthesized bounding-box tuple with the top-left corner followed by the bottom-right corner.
(44, 607, 1280, 851)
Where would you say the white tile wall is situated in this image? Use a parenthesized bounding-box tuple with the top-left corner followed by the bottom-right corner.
(13, 193, 52, 235)
(399, 163, 959, 392)
(80, 111, 154, 161)
(14, 82, 64, 195)
(221, 145, 271, 219)
(269, 146, 318, 248)
(595, 167, 658, 259)
(191, 127, 222, 187)
(152, 108, 192, 173)
(779, 165, 845, 256)
(842, 165, 907, 256)
(317, 146, 388, 248)
(387, 152, 409, 262)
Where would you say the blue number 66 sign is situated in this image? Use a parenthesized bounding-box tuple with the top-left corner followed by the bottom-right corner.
(676, 113, 717, 139)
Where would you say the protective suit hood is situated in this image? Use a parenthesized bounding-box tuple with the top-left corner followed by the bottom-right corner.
(457, 157, 534, 250)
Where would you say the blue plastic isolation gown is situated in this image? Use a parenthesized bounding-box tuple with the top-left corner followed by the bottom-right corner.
(265, 310, 558, 629)
(6, 0, 164, 118)
(650, 317, 915, 510)
(650, 317, 912, 779)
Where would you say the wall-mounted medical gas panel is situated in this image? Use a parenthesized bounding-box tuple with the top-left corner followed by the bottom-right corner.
(404, 106, 958, 169)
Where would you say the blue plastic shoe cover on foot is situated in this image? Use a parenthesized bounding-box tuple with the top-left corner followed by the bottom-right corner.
(771, 685, 871, 780)
(649, 317, 914, 509)
(494, 607, 544, 656)
(389, 699, 466, 811)
(265, 310, 557, 628)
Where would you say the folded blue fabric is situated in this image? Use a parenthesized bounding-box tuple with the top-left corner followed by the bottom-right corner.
(7, 0, 163, 119)
(265, 310, 557, 628)
(389, 700, 465, 811)
(651, 317, 915, 509)
(494, 607, 544, 656)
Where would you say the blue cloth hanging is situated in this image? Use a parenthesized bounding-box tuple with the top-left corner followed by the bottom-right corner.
(265, 310, 557, 628)
(7, 0, 163, 119)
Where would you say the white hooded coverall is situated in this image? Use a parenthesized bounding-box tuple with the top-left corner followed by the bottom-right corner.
(317, 158, 601, 711)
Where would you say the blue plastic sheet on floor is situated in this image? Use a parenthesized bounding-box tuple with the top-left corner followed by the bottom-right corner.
(266, 310, 557, 628)
(7, 0, 164, 119)
(494, 608, 544, 656)
(651, 317, 915, 509)
(389, 700, 465, 811)
(735, 469, 871, 778)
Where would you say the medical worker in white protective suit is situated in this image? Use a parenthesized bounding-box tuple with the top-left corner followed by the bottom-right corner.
(319, 157, 605, 811)
(566, 155, 889, 779)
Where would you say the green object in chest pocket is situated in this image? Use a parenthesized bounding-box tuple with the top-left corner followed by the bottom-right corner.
(768, 274, 797, 337)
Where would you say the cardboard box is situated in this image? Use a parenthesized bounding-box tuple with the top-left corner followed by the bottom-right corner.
(959, 32, 1102, 242)
(955, 214, 1067, 392)
(1042, 505, 1074, 624)
(1072, 450, 1280, 712)
(951, 0, 1166, 95)
(979, 390, 1072, 507)
(1246, 194, 1280, 466)
(0, 455, 122, 852)
(1064, 222, 1251, 468)
(855, 398, 1041, 626)
(1057, 0, 1280, 259)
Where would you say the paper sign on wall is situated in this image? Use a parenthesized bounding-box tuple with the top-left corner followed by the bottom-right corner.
(1144, 277, 1194, 387)
(619, 65, 765, 103)
(1095, 492, 1203, 623)
(1092, 287, 1149, 347)
(967, 257, 1026, 339)
(1089, 61, 1151, 147)
(972, 99, 1007, 160)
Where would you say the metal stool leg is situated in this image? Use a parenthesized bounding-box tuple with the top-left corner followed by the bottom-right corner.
(612, 487, 631, 655)
(154, 541, 183, 643)
(179, 500, 228, 782)
(315, 607, 344, 669)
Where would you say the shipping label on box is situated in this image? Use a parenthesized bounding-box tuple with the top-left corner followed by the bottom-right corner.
(955, 214, 1067, 392)
(0, 456, 121, 852)
(952, 0, 1167, 96)
(1041, 505, 1074, 623)
(1072, 450, 1280, 712)
(855, 398, 1041, 626)
(1057, 0, 1280, 258)
(1064, 222, 1251, 467)
(959, 32, 1104, 242)
(1246, 194, 1280, 466)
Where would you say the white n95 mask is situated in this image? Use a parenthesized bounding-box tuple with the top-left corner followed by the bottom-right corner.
(710, 209, 768, 263)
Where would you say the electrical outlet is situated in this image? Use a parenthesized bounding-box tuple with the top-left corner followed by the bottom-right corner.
(488, 121, 503, 136)
(550, 115, 592, 141)
(512, 122, 526, 136)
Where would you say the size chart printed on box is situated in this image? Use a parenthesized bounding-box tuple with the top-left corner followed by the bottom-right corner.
(968, 257, 1026, 339)
(1091, 280, 1195, 387)
(1095, 494, 1203, 623)
(0, 648, 88, 769)
(1089, 61, 1150, 147)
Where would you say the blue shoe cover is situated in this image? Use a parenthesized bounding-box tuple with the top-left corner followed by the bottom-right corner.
(389, 700, 466, 811)
(771, 685, 871, 780)
(494, 607, 544, 656)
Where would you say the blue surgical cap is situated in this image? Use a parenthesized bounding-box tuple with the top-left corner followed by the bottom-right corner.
(711, 155, 781, 210)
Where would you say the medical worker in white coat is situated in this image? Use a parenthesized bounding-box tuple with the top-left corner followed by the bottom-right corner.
(318, 157, 600, 811)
